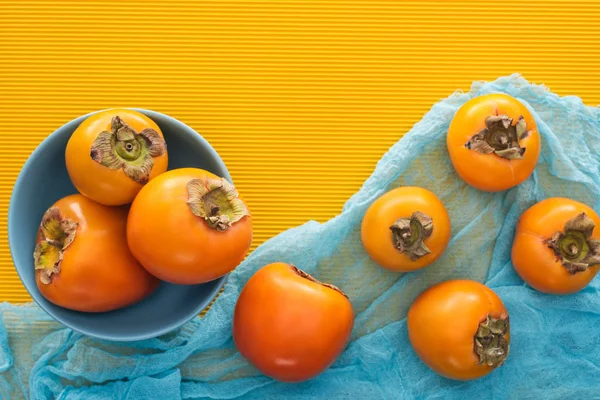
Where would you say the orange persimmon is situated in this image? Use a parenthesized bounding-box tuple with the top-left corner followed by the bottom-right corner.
(408, 280, 510, 381)
(361, 187, 451, 272)
(33, 194, 159, 312)
(233, 262, 354, 382)
(66, 109, 168, 206)
(512, 197, 600, 295)
(126, 168, 252, 284)
(447, 93, 540, 192)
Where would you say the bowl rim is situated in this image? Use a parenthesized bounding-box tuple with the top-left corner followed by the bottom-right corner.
(8, 108, 230, 341)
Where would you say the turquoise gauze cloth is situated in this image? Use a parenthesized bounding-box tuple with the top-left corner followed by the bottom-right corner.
(1, 75, 599, 399)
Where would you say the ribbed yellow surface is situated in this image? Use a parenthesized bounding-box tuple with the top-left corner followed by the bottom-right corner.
(0, 1, 598, 303)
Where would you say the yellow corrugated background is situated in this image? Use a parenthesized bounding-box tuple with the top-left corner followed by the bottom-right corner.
(0, 1, 598, 303)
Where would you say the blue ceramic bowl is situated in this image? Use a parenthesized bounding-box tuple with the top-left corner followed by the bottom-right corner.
(9, 109, 229, 341)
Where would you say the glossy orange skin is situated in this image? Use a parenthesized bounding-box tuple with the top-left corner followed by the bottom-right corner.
(233, 262, 354, 382)
(361, 187, 451, 271)
(447, 93, 540, 192)
(36, 194, 159, 312)
(408, 280, 510, 380)
(65, 109, 168, 206)
(127, 168, 252, 284)
(512, 198, 600, 295)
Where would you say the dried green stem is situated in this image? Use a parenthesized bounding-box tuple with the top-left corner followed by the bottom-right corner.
(290, 265, 349, 299)
(389, 211, 433, 261)
(545, 213, 600, 274)
(90, 116, 166, 184)
(474, 315, 510, 368)
(33, 207, 78, 284)
(187, 177, 250, 231)
(465, 115, 530, 160)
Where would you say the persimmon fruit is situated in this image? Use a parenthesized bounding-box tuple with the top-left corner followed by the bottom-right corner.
(233, 262, 354, 382)
(447, 93, 540, 192)
(127, 168, 252, 285)
(66, 109, 168, 206)
(33, 194, 159, 312)
(512, 197, 600, 294)
(408, 280, 510, 380)
(361, 186, 451, 272)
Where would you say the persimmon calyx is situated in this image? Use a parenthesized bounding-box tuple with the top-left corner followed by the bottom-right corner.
(290, 265, 349, 299)
(474, 315, 510, 368)
(390, 211, 433, 261)
(187, 177, 249, 231)
(465, 115, 530, 160)
(545, 213, 600, 274)
(90, 116, 166, 184)
(33, 207, 78, 284)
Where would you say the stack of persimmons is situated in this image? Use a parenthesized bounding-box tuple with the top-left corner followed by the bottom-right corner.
(34, 109, 253, 312)
(33, 95, 600, 384)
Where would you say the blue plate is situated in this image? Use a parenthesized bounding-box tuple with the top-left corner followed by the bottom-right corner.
(8, 109, 229, 341)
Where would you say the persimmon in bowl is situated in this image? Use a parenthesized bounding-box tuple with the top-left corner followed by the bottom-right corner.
(9, 109, 230, 341)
